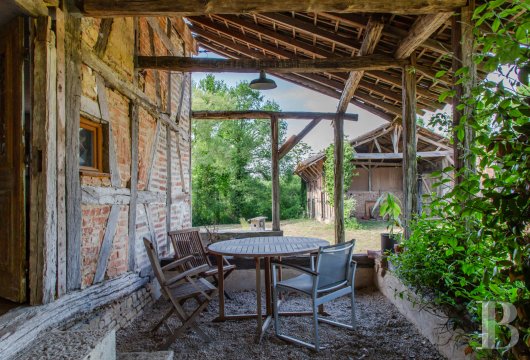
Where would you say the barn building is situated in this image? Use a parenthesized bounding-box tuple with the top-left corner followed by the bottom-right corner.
(295, 123, 453, 221)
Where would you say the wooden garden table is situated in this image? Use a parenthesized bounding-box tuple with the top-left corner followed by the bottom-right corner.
(207, 236, 329, 343)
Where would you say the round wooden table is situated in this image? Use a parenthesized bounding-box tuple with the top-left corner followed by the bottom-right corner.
(208, 236, 329, 343)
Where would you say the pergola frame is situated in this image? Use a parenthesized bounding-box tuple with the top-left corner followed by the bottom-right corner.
(121, 0, 475, 243)
(191, 110, 359, 232)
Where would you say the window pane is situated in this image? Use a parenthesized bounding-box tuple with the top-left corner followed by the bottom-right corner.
(79, 127, 94, 167)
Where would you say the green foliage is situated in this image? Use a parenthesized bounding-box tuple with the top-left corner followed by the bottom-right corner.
(191, 75, 312, 226)
(322, 142, 355, 207)
(372, 193, 402, 237)
(390, 2, 530, 357)
(344, 198, 361, 230)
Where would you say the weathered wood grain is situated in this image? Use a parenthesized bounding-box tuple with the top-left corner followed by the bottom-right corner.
(278, 118, 321, 160)
(0, 272, 147, 359)
(93, 18, 113, 57)
(192, 111, 358, 121)
(337, 19, 384, 114)
(95, 74, 121, 187)
(353, 150, 451, 160)
(93, 205, 120, 284)
(81, 186, 166, 205)
(402, 62, 418, 239)
(145, 121, 161, 191)
(333, 114, 345, 244)
(65, 15, 83, 291)
(13, 0, 49, 16)
(55, 8, 67, 298)
(271, 116, 280, 231)
(128, 102, 139, 271)
(82, 0, 467, 16)
(394, 13, 453, 59)
(136, 55, 406, 73)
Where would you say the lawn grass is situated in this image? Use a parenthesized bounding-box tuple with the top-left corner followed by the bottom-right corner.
(207, 218, 386, 254)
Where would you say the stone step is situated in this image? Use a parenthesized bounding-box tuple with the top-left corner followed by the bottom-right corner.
(118, 351, 174, 360)
(13, 329, 116, 360)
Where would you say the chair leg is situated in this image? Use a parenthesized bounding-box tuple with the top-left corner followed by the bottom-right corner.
(273, 285, 280, 336)
(152, 307, 175, 333)
(312, 299, 320, 352)
(351, 289, 356, 330)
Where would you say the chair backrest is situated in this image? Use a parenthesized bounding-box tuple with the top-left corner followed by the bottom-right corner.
(143, 237, 168, 287)
(315, 240, 355, 291)
(168, 228, 210, 270)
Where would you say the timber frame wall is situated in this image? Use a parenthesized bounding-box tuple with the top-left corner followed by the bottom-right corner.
(23, 4, 195, 305)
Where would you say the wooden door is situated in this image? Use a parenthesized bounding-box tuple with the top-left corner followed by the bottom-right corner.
(0, 19, 26, 303)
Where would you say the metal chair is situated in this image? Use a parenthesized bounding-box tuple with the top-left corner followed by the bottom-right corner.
(272, 240, 357, 351)
(143, 238, 218, 349)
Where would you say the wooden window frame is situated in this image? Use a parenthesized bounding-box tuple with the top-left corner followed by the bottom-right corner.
(79, 117, 107, 176)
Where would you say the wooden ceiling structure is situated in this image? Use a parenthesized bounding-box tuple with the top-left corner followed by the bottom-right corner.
(77, 0, 477, 243)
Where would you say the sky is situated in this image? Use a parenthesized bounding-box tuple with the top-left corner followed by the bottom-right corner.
(192, 48, 450, 153)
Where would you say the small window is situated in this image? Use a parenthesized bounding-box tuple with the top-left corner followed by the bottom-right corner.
(79, 117, 106, 175)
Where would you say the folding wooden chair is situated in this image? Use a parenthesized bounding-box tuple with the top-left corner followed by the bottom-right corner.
(143, 238, 218, 349)
(168, 228, 236, 299)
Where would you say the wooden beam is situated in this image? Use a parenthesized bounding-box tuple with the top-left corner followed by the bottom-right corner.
(353, 150, 451, 160)
(172, 17, 198, 54)
(271, 116, 280, 231)
(128, 103, 139, 271)
(334, 114, 345, 244)
(82, 0, 468, 16)
(14, 0, 49, 16)
(452, 1, 476, 184)
(65, 15, 82, 292)
(394, 13, 453, 59)
(93, 18, 113, 57)
(192, 111, 358, 121)
(337, 18, 384, 114)
(210, 14, 341, 59)
(402, 59, 418, 240)
(93, 205, 120, 284)
(136, 55, 406, 73)
(278, 118, 321, 159)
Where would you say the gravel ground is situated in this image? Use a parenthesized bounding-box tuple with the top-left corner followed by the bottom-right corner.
(117, 288, 445, 360)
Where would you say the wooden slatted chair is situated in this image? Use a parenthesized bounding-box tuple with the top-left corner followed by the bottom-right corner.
(143, 238, 218, 349)
(168, 228, 236, 298)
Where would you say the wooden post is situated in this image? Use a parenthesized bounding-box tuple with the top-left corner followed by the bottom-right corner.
(402, 58, 418, 239)
(128, 102, 139, 270)
(452, 0, 476, 185)
(65, 15, 82, 291)
(334, 114, 345, 244)
(271, 116, 280, 231)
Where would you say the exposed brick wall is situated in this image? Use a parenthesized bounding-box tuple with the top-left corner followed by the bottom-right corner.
(78, 17, 192, 288)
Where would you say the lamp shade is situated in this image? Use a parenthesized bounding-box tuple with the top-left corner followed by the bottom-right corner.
(249, 70, 277, 90)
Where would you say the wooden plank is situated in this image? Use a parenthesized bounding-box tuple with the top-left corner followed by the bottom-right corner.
(30, 17, 57, 304)
(271, 116, 280, 231)
(166, 127, 172, 234)
(81, 186, 167, 205)
(147, 22, 162, 108)
(81, 41, 180, 132)
(394, 13, 453, 59)
(452, 1, 476, 184)
(65, 15, 82, 291)
(353, 150, 451, 160)
(93, 205, 120, 284)
(93, 18, 113, 57)
(55, 8, 67, 298)
(337, 19, 384, 114)
(402, 60, 418, 240)
(192, 111, 358, 121)
(145, 121, 161, 191)
(333, 114, 345, 244)
(171, 17, 197, 54)
(82, 0, 468, 16)
(128, 102, 139, 271)
(14, 0, 49, 16)
(165, 18, 172, 114)
(136, 55, 406, 73)
(278, 118, 321, 159)
(95, 74, 121, 187)
(175, 76, 187, 193)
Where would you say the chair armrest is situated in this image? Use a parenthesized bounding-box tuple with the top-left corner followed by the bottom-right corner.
(271, 260, 318, 276)
(164, 264, 209, 286)
(161, 254, 195, 271)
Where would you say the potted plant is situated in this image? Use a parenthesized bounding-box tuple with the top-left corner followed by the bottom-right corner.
(372, 192, 402, 253)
